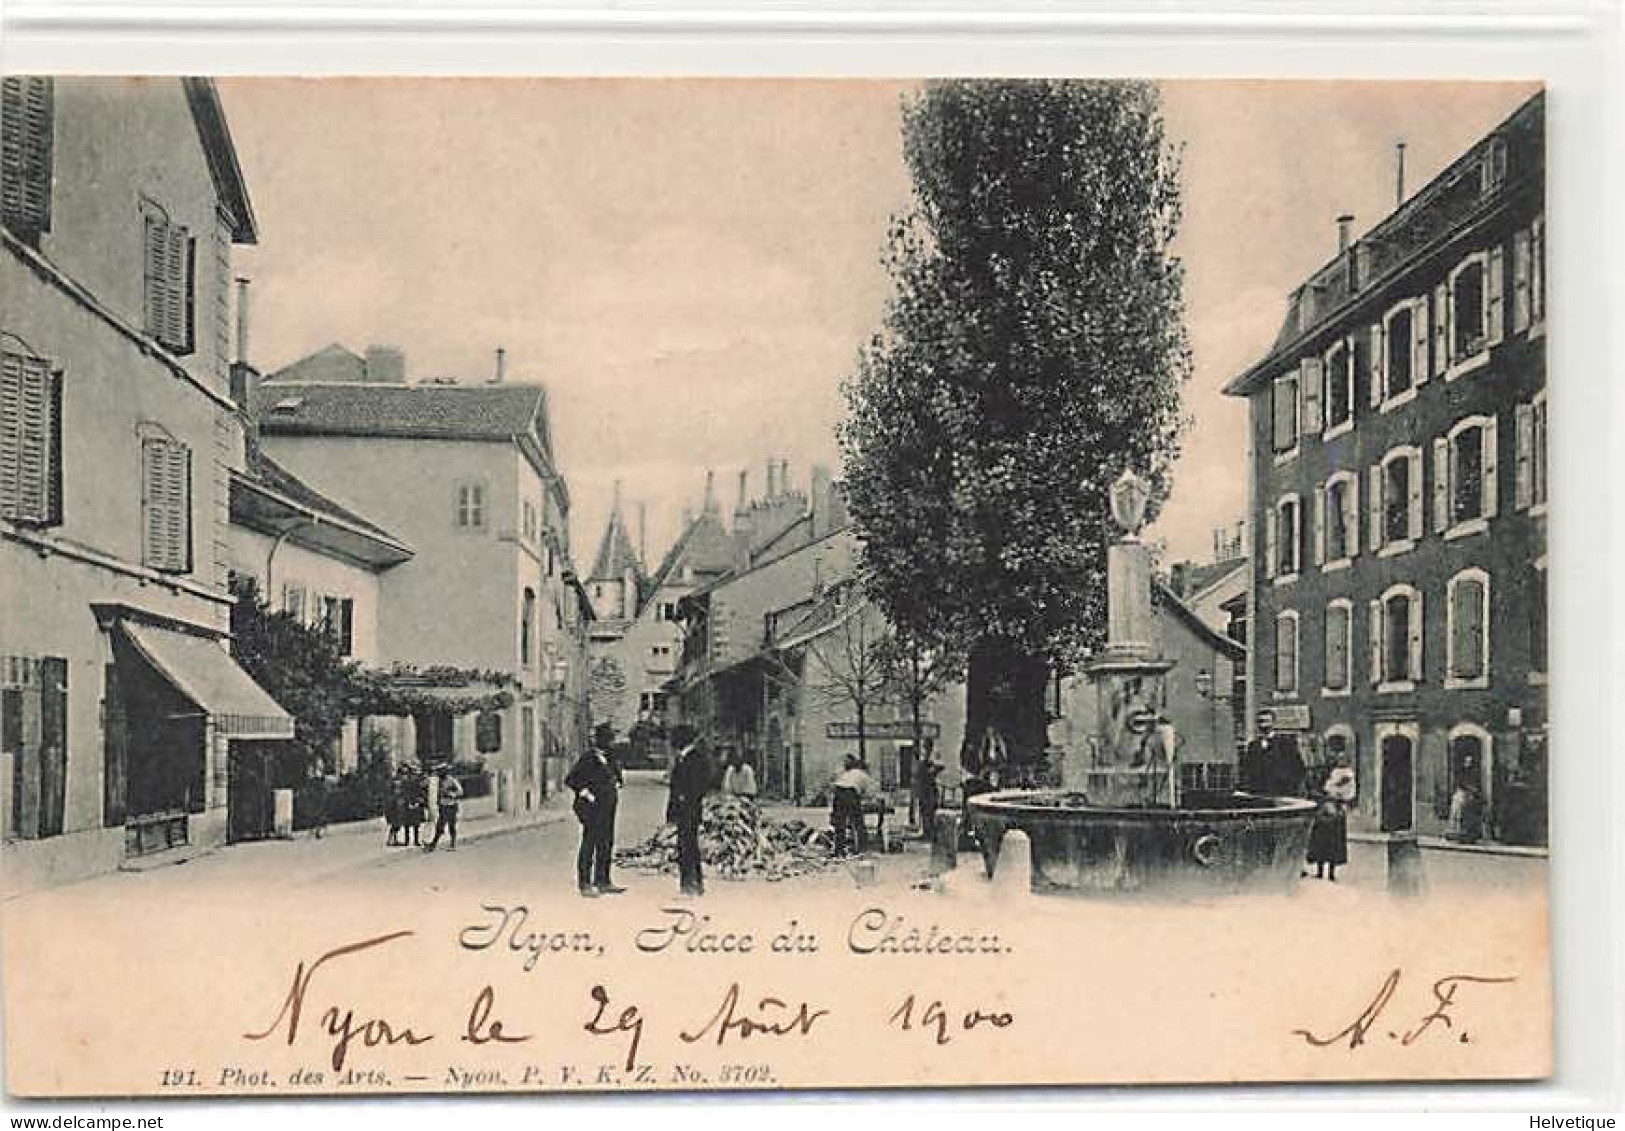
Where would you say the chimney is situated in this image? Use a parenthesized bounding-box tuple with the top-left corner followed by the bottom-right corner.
(810, 464, 833, 539)
(1336, 214, 1355, 254)
(702, 469, 717, 515)
(493, 347, 507, 384)
(637, 502, 648, 566)
(229, 362, 262, 418)
(780, 458, 791, 496)
(765, 457, 777, 498)
(364, 345, 406, 384)
(234, 277, 252, 365)
(735, 468, 748, 514)
(1395, 140, 1407, 207)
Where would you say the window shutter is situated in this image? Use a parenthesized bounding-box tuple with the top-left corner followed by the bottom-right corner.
(1368, 464, 1383, 551)
(0, 352, 19, 511)
(1486, 245, 1506, 346)
(0, 77, 54, 242)
(143, 214, 168, 339)
(1433, 438, 1450, 533)
(1264, 506, 1277, 580)
(1313, 487, 1326, 566)
(0, 350, 56, 525)
(164, 225, 190, 351)
(1408, 591, 1424, 681)
(1412, 297, 1430, 386)
(142, 438, 164, 565)
(1346, 474, 1360, 557)
(1512, 229, 1532, 333)
(1301, 357, 1323, 435)
(1407, 453, 1424, 542)
(1482, 414, 1499, 518)
(1368, 599, 1382, 686)
(1514, 403, 1534, 509)
(1531, 213, 1545, 322)
(1433, 282, 1450, 376)
(44, 365, 62, 526)
(182, 234, 197, 354)
(1369, 323, 1384, 407)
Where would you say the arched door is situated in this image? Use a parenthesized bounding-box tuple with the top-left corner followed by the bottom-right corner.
(1379, 731, 1414, 833)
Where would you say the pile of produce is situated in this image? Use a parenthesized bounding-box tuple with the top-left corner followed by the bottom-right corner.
(614, 794, 838, 882)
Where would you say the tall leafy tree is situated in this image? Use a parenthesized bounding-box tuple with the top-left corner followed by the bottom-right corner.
(840, 80, 1191, 774)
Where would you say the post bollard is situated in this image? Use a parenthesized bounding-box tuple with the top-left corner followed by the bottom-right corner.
(930, 811, 960, 876)
(991, 829, 1034, 898)
(1386, 830, 1425, 897)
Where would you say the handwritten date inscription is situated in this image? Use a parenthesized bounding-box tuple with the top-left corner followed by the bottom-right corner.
(1291, 968, 1516, 1050)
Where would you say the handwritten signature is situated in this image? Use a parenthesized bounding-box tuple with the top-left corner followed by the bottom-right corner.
(1291, 968, 1516, 1050)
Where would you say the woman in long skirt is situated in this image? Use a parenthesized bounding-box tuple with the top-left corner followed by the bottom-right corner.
(1307, 758, 1355, 881)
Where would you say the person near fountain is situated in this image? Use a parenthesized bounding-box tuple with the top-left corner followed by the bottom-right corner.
(912, 740, 944, 837)
(1307, 757, 1356, 880)
(1239, 710, 1307, 798)
(830, 754, 876, 856)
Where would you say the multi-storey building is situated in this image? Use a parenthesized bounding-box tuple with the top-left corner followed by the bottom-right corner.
(1224, 92, 1547, 846)
(249, 346, 585, 811)
(2, 78, 296, 892)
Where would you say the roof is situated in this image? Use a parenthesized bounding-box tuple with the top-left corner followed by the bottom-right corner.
(589, 506, 645, 584)
(231, 439, 414, 568)
(272, 343, 366, 385)
(181, 78, 257, 244)
(640, 508, 739, 609)
(253, 379, 549, 443)
(771, 583, 864, 653)
(1223, 91, 1543, 398)
(1152, 580, 1246, 663)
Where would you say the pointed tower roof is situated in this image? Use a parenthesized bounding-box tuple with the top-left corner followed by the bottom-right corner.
(589, 483, 645, 584)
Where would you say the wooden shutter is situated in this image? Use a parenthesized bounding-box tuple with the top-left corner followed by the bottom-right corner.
(143, 214, 169, 338)
(164, 225, 190, 351)
(1512, 229, 1532, 333)
(1486, 245, 1506, 346)
(1412, 297, 1430, 386)
(1301, 357, 1323, 435)
(1347, 474, 1361, 557)
(1, 350, 57, 525)
(1432, 282, 1450, 376)
(1531, 214, 1545, 322)
(1368, 464, 1383, 551)
(1368, 599, 1382, 686)
(1313, 486, 1326, 566)
(1407, 453, 1424, 542)
(1369, 323, 1385, 407)
(1408, 591, 1424, 681)
(1482, 415, 1499, 518)
(37, 656, 66, 838)
(1433, 438, 1451, 533)
(1515, 402, 1534, 509)
(1263, 505, 1277, 580)
(142, 436, 190, 572)
(0, 77, 54, 242)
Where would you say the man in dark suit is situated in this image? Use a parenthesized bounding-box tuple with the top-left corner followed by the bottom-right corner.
(665, 726, 713, 897)
(566, 724, 625, 897)
(1239, 710, 1307, 798)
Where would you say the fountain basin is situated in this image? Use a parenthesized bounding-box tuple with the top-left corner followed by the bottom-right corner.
(965, 788, 1317, 897)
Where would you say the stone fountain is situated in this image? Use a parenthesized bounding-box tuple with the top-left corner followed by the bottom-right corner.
(965, 470, 1316, 896)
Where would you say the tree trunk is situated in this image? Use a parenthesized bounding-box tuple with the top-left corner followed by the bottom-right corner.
(856, 699, 868, 768)
(959, 637, 1050, 782)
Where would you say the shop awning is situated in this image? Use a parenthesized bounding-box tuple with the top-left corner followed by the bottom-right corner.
(121, 621, 295, 739)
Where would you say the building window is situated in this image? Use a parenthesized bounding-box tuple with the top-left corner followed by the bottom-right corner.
(1446, 248, 1504, 376)
(1322, 339, 1353, 435)
(1446, 569, 1490, 689)
(1444, 724, 1492, 834)
(140, 433, 191, 573)
(1436, 415, 1498, 535)
(321, 596, 355, 656)
(1324, 600, 1352, 694)
(1372, 446, 1422, 554)
(475, 710, 503, 754)
(1320, 472, 1359, 566)
(1271, 369, 1299, 456)
(0, 77, 54, 245)
(0, 344, 62, 526)
(1274, 610, 1299, 696)
(1, 654, 68, 839)
(1516, 393, 1548, 512)
(1531, 214, 1545, 327)
(282, 583, 308, 624)
(521, 587, 536, 666)
(141, 205, 195, 356)
(1382, 301, 1416, 403)
(1372, 583, 1423, 690)
(1266, 493, 1301, 580)
(522, 500, 538, 542)
(456, 482, 485, 529)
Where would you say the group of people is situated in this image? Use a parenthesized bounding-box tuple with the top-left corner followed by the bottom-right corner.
(1240, 709, 1353, 881)
(384, 761, 463, 852)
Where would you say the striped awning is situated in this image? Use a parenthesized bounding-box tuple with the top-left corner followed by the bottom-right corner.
(120, 621, 294, 739)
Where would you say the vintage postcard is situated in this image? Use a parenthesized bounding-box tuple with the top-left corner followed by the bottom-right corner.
(1, 76, 1551, 1096)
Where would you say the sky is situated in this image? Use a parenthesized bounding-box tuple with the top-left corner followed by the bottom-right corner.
(219, 77, 1539, 570)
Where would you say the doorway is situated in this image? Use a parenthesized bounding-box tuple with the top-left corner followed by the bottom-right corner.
(1379, 730, 1415, 833)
